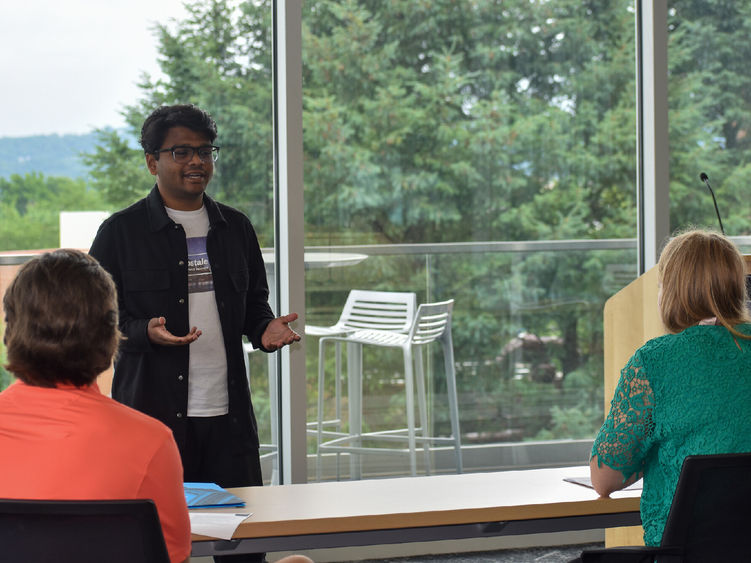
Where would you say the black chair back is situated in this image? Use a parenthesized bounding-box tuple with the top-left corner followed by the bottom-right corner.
(661, 452, 751, 561)
(581, 452, 751, 563)
(0, 498, 171, 563)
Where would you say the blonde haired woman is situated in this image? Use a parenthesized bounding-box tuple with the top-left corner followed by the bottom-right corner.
(590, 229, 751, 546)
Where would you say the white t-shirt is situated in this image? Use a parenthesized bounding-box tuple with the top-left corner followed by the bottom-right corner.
(165, 205, 229, 417)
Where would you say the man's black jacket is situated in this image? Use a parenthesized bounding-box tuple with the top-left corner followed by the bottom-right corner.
(90, 186, 274, 454)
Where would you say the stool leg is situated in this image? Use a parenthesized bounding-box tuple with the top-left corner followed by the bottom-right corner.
(442, 332, 462, 473)
(403, 346, 418, 477)
(267, 353, 279, 486)
(334, 341, 342, 433)
(414, 344, 431, 475)
(347, 341, 363, 480)
(334, 340, 343, 481)
(316, 338, 328, 482)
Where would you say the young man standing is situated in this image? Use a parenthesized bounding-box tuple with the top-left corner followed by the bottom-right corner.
(90, 105, 300, 562)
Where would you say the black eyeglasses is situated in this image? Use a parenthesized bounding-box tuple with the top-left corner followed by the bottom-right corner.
(155, 145, 220, 163)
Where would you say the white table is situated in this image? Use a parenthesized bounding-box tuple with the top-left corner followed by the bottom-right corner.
(190, 466, 641, 556)
(261, 251, 369, 272)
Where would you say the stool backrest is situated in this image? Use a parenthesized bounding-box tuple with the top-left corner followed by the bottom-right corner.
(337, 290, 417, 332)
(409, 299, 454, 345)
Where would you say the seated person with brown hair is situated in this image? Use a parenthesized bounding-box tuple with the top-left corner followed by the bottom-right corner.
(590, 229, 751, 547)
(0, 249, 312, 563)
(0, 249, 192, 563)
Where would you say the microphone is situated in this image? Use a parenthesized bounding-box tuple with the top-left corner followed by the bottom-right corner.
(699, 172, 725, 235)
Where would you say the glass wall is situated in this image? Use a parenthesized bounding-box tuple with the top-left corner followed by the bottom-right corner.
(0, 0, 280, 481)
(299, 1, 639, 480)
(2, 0, 694, 484)
(667, 1, 751, 235)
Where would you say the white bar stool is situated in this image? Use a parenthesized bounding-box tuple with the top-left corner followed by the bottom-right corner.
(318, 299, 462, 479)
(307, 290, 417, 480)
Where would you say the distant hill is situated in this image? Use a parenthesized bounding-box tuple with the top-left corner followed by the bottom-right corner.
(0, 130, 131, 180)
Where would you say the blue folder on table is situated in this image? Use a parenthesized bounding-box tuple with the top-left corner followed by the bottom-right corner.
(184, 482, 245, 508)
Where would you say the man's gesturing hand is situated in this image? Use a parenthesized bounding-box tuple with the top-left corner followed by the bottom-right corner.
(261, 313, 301, 351)
(147, 316, 202, 346)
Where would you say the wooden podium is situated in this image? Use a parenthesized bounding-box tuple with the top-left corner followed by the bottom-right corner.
(602, 265, 662, 546)
(604, 266, 663, 408)
(602, 256, 751, 545)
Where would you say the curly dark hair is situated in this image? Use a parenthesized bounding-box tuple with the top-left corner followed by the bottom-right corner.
(3, 249, 121, 387)
(139, 104, 218, 155)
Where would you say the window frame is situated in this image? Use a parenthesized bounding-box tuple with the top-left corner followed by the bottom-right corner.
(273, 0, 670, 483)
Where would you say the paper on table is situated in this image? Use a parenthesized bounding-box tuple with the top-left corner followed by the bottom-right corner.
(564, 476, 643, 491)
(190, 511, 253, 540)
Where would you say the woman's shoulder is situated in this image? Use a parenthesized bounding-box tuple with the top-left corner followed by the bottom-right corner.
(638, 331, 679, 355)
(636, 323, 751, 362)
(631, 329, 701, 367)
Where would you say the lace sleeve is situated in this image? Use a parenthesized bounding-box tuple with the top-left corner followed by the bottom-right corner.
(592, 351, 655, 482)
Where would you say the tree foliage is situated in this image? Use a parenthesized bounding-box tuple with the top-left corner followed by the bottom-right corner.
(84, 0, 641, 246)
(0, 173, 104, 250)
(667, 1, 751, 234)
(81, 130, 154, 210)
(85, 0, 276, 242)
(71, 0, 751, 443)
(303, 0, 637, 245)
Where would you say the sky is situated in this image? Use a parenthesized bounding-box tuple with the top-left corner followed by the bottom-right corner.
(1, 0, 189, 138)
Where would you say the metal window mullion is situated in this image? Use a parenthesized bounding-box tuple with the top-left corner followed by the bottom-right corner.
(272, 0, 307, 484)
(636, 0, 670, 273)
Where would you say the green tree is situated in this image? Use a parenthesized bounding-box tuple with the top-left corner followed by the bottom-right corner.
(667, 1, 751, 234)
(0, 173, 104, 251)
(81, 130, 153, 209)
(88, 1, 751, 443)
(84, 0, 276, 242)
(85, 0, 638, 245)
(303, 0, 637, 245)
(7, 0, 751, 445)
(81, 0, 640, 442)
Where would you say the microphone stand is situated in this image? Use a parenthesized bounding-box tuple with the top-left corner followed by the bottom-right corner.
(699, 172, 725, 235)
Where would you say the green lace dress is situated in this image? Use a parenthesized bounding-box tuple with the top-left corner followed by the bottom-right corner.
(591, 323, 751, 546)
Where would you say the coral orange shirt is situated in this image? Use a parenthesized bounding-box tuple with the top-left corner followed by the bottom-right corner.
(0, 381, 191, 563)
